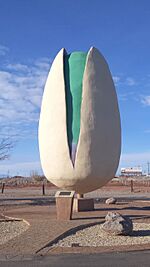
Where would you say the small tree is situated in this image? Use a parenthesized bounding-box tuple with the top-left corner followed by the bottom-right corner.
(0, 138, 14, 161)
(30, 170, 46, 182)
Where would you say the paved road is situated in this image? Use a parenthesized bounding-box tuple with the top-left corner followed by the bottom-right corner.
(0, 251, 150, 267)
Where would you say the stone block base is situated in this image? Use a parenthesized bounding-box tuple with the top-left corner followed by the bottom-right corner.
(55, 191, 75, 220)
(73, 198, 94, 212)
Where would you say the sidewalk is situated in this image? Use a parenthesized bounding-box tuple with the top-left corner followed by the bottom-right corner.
(0, 199, 150, 259)
(0, 204, 103, 258)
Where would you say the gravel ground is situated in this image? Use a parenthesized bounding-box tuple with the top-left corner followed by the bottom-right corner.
(0, 220, 29, 245)
(54, 223, 150, 247)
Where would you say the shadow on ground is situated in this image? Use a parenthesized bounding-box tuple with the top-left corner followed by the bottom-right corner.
(0, 197, 55, 207)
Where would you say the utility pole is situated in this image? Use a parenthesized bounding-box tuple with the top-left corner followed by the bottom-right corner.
(147, 162, 150, 176)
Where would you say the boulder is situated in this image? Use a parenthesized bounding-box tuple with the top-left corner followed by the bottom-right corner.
(105, 197, 117, 204)
(105, 211, 121, 221)
(102, 212, 133, 235)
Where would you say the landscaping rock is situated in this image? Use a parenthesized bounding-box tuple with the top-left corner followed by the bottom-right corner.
(105, 197, 117, 204)
(105, 211, 121, 222)
(102, 212, 133, 235)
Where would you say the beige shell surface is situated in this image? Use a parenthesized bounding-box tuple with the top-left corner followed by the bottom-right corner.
(38, 47, 121, 193)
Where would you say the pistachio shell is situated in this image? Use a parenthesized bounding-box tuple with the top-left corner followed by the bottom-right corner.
(39, 47, 121, 193)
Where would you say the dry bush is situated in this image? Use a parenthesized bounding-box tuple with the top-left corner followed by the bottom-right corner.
(30, 170, 46, 183)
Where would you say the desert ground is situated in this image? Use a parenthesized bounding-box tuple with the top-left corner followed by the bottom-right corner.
(0, 177, 150, 260)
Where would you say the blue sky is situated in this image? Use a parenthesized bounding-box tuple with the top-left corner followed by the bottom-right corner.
(0, 0, 150, 176)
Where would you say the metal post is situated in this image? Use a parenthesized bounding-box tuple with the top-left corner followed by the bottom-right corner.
(42, 183, 45, 195)
(131, 180, 133, 192)
(1, 183, 5, 194)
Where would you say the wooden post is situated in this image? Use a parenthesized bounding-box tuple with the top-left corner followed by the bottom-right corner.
(131, 180, 133, 192)
(42, 183, 45, 196)
(1, 183, 5, 194)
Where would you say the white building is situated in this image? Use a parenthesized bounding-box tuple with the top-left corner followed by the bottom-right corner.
(121, 167, 142, 176)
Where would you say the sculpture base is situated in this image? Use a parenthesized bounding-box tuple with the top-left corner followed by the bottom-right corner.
(55, 191, 75, 220)
(73, 198, 94, 212)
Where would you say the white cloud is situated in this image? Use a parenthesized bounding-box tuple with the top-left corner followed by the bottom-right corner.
(0, 57, 50, 139)
(141, 95, 150, 106)
(120, 152, 150, 162)
(0, 161, 42, 176)
(113, 75, 136, 87)
(126, 77, 136, 86)
(113, 76, 120, 84)
(119, 152, 150, 170)
(118, 93, 128, 101)
(0, 45, 9, 56)
(144, 129, 150, 133)
(6, 63, 29, 72)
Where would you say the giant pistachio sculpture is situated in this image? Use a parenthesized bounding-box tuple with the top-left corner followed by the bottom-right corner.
(39, 47, 121, 193)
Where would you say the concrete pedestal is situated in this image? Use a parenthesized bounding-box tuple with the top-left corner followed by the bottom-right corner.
(73, 198, 94, 212)
(55, 191, 75, 220)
